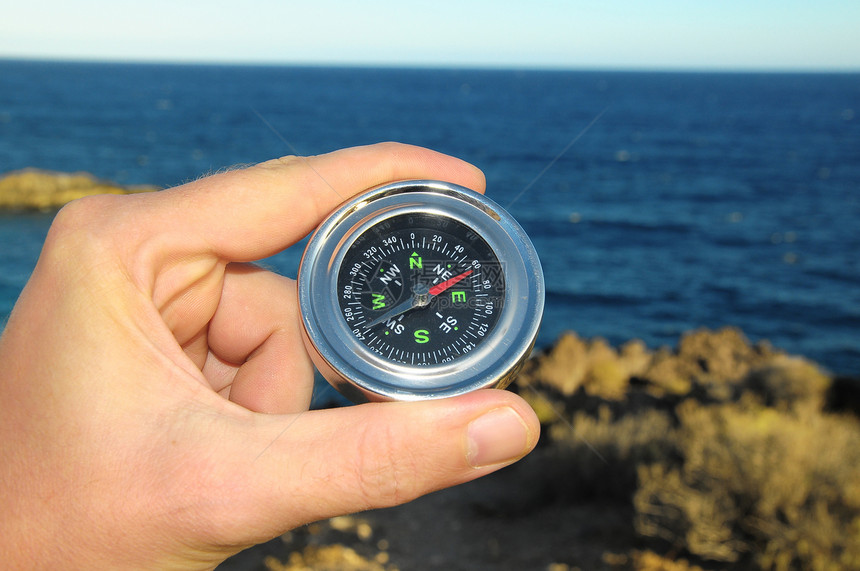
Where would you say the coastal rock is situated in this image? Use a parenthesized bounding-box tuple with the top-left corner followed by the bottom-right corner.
(0, 169, 157, 210)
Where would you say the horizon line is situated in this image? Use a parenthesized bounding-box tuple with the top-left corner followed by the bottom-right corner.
(2, 54, 859, 75)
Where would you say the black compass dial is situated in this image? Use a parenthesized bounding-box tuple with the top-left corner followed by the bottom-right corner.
(336, 213, 505, 365)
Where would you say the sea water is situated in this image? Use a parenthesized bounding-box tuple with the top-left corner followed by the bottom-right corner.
(1, 61, 858, 375)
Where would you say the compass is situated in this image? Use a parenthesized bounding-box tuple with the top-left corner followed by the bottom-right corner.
(298, 180, 544, 402)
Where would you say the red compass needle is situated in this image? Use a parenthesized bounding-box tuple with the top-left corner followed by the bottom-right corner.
(429, 269, 473, 296)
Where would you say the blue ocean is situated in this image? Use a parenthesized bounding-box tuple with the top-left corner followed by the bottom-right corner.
(1, 60, 858, 376)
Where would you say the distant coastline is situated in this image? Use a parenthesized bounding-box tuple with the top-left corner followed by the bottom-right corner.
(0, 169, 157, 211)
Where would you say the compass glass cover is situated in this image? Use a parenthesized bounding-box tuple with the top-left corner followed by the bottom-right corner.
(336, 213, 505, 366)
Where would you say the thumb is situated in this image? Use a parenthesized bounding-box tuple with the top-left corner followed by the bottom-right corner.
(233, 390, 538, 540)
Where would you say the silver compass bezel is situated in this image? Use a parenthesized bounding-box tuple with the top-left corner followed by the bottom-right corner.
(298, 180, 544, 402)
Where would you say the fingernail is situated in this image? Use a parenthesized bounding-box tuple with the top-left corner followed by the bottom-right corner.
(467, 407, 530, 468)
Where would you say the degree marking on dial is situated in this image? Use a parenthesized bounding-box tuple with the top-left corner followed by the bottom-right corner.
(337, 214, 504, 366)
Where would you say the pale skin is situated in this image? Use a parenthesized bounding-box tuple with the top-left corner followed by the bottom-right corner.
(0, 143, 539, 570)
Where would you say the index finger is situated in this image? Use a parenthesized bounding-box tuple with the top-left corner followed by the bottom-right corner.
(159, 142, 486, 262)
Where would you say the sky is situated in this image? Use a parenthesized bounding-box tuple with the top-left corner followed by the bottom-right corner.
(2, 0, 859, 71)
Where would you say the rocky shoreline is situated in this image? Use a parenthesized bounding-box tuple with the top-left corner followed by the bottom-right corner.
(0, 169, 157, 210)
(219, 327, 860, 571)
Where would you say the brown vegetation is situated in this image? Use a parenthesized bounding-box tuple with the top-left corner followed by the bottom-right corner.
(519, 327, 860, 570)
(222, 327, 860, 570)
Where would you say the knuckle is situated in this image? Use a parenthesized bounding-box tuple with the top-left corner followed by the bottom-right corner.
(48, 194, 121, 247)
(43, 194, 128, 275)
(349, 422, 416, 509)
(256, 155, 302, 172)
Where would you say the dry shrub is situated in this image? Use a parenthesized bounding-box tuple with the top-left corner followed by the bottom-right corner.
(743, 355, 831, 413)
(631, 550, 707, 571)
(264, 545, 392, 571)
(518, 328, 858, 569)
(547, 405, 677, 500)
(603, 549, 707, 570)
(642, 347, 695, 397)
(518, 332, 650, 399)
(521, 332, 591, 395)
(520, 388, 565, 425)
(262, 516, 394, 571)
(634, 399, 860, 569)
(584, 358, 630, 400)
(640, 328, 779, 400)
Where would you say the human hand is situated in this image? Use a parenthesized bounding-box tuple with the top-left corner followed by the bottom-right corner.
(0, 143, 539, 569)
